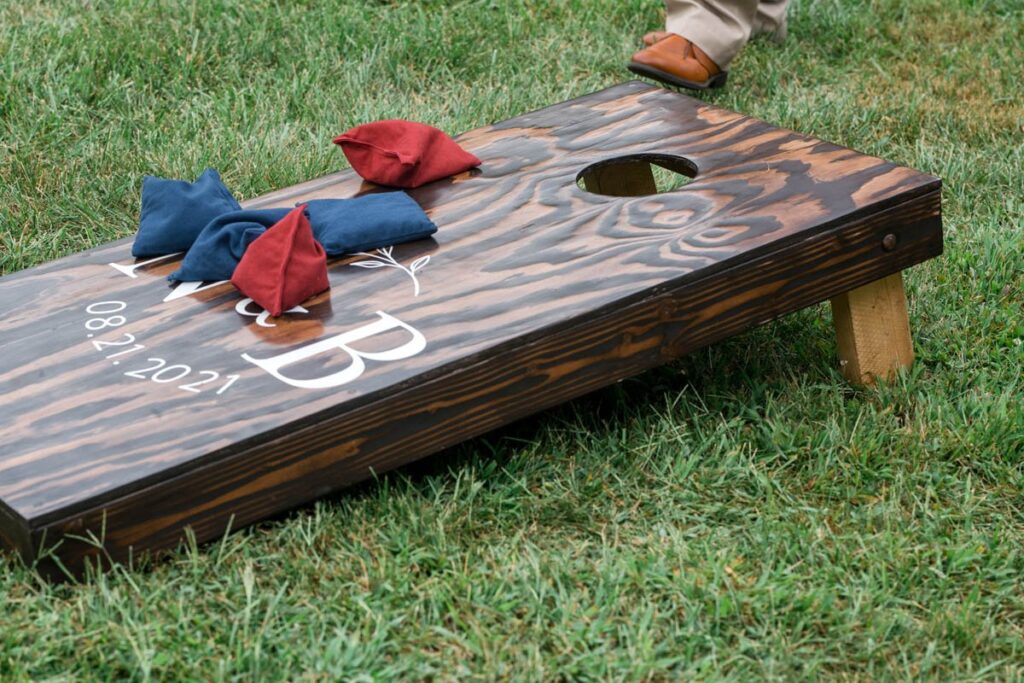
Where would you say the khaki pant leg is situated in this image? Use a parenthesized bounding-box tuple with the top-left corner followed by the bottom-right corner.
(754, 0, 790, 41)
(665, 0, 758, 68)
(664, 0, 790, 68)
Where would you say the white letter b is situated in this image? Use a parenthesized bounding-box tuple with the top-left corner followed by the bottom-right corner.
(241, 311, 426, 389)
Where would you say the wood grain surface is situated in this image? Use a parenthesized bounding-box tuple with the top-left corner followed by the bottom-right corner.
(0, 81, 942, 575)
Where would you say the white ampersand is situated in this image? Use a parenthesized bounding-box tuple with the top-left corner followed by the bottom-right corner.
(234, 298, 309, 328)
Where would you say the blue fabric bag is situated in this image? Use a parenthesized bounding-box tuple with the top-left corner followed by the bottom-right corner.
(303, 192, 438, 256)
(169, 208, 290, 282)
(133, 168, 242, 257)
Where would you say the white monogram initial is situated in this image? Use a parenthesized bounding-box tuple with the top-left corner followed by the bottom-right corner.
(241, 311, 426, 389)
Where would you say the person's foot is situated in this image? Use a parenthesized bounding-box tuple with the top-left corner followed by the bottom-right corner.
(628, 33, 727, 91)
(642, 30, 671, 47)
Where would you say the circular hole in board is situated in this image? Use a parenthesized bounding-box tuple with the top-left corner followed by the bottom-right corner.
(576, 153, 698, 197)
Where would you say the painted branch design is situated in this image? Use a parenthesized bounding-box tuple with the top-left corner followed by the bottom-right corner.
(349, 246, 430, 297)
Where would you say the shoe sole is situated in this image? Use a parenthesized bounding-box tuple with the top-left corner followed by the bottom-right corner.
(627, 63, 728, 91)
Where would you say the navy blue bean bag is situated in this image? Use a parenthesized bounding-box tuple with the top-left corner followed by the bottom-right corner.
(133, 168, 241, 257)
(169, 208, 289, 282)
(303, 192, 437, 256)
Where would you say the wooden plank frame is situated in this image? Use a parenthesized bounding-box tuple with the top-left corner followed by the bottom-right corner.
(0, 82, 943, 577)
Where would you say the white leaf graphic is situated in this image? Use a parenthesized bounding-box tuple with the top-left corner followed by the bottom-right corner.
(347, 247, 429, 296)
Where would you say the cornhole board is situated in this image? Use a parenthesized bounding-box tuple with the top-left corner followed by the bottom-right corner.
(0, 82, 942, 576)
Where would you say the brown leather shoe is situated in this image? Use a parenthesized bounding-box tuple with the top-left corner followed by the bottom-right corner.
(628, 34, 727, 91)
(642, 30, 671, 47)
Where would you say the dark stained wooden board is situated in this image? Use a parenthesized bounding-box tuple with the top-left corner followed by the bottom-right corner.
(0, 82, 942, 575)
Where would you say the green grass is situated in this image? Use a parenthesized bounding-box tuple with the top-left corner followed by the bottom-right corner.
(2, 0, 1023, 679)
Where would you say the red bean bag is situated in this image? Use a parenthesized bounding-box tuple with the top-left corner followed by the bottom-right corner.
(333, 119, 481, 189)
(231, 205, 329, 317)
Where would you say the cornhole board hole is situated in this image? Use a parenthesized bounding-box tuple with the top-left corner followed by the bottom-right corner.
(0, 82, 943, 576)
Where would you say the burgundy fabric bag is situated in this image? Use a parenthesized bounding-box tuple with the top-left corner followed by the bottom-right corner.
(230, 205, 329, 317)
(333, 119, 481, 189)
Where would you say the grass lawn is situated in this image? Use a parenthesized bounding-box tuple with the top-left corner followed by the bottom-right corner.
(2, 0, 1023, 679)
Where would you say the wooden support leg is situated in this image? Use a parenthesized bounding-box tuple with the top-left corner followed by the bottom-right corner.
(582, 161, 657, 197)
(830, 272, 914, 384)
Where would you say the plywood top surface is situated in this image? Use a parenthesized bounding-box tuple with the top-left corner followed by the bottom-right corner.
(0, 82, 939, 524)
